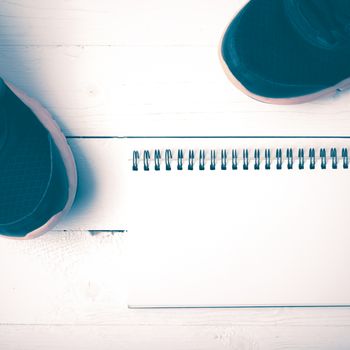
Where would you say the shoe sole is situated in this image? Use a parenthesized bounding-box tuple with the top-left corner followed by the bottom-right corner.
(3, 81, 78, 240)
(218, 5, 350, 105)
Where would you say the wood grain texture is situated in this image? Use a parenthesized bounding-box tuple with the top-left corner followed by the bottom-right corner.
(1, 230, 350, 326)
(0, 0, 242, 46)
(1, 231, 350, 349)
(0, 29, 350, 136)
(1, 0, 350, 348)
(2, 324, 350, 350)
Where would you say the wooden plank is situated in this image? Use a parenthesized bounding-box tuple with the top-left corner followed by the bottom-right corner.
(1, 324, 350, 350)
(2, 229, 350, 347)
(0, 0, 242, 46)
(1, 46, 350, 137)
(2, 230, 350, 329)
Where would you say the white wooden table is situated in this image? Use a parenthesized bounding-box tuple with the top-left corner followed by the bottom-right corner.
(1, 1, 350, 349)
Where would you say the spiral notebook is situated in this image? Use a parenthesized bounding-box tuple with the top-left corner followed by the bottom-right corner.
(127, 137, 350, 308)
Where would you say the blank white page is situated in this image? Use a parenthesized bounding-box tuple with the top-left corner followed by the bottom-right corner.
(127, 138, 350, 307)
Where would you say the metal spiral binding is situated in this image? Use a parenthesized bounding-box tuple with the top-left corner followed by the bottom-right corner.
(188, 150, 195, 170)
(320, 148, 327, 169)
(276, 149, 282, 170)
(298, 149, 304, 169)
(132, 150, 139, 171)
(199, 150, 205, 170)
(309, 148, 316, 169)
(221, 150, 227, 170)
(210, 150, 216, 170)
(265, 149, 271, 170)
(154, 149, 161, 171)
(254, 149, 260, 170)
(287, 148, 293, 169)
(132, 147, 350, 171)
(177, 149, 184, 170)
(342, 148, 349, 169)
(232, 149, 238, 170)
(143, 150, 150, 171)
(331, 148, 337, 169)
(165, 149, 172, 171)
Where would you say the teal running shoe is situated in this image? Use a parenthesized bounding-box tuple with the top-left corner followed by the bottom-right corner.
(0, 80, 77, 239)
(220, 0, 350, 104)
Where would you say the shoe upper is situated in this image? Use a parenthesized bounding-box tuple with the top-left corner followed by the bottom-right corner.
(285, 0, 350, 50)
(221, 0, 350, 99)
(0, 80, 69, 238)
